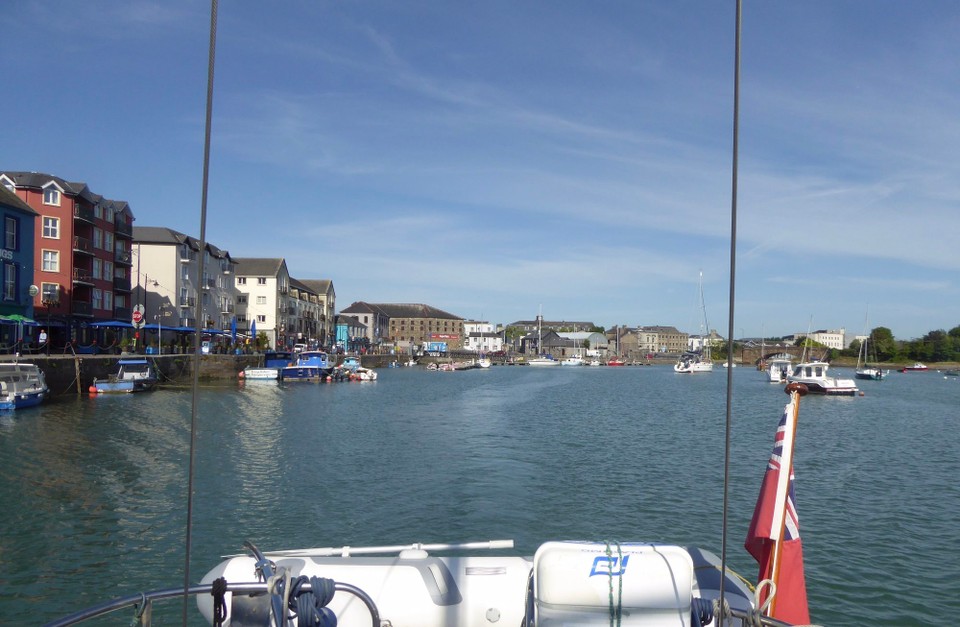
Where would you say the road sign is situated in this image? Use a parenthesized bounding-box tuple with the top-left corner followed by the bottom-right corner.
(132, 304, 145, 327)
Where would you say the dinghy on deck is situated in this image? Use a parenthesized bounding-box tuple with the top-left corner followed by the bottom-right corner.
(196, 540, 759, 627)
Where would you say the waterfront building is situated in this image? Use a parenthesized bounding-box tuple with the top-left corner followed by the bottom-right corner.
(133, 226, 238, 349)
(334, 314, 367, 353)
(232, 257, 290, 349)
(1, 171, 135, 349)
(340, 301, 464, 351)
(463, 320, 505, 354)
(790, 328, 846, 350)
(0, 186, 38, 347)
(294, 279, 336, 348)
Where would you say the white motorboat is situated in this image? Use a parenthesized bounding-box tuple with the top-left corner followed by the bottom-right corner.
(786, 361, 859, 396)
(0, 362, 48, 410)
(560, 355, 584, 366)
(767, 356, 792, 384)
(527, 355, 560, 366)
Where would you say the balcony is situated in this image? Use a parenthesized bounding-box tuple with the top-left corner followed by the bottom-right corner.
(205, 278, 216, 289)
(180, 248, 197, 263)
(72, 268, 94, 285)
(73, 236, 93, 255)
(180, 317, 197, 328)
(73, 205, 95, 224)
(115, 306, 132, 321)
(72, 300, 93, 317)
(115, 250, 132, 265)
(113, 277, 132, 292)
(113, 219, 133, 238)
(179, 296, 197, 308)
(221, 303, 235, 314)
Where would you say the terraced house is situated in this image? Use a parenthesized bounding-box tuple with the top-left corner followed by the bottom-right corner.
(340, 302, 464, 351)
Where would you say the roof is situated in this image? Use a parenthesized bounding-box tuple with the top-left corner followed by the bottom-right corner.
(1, 171, 133, 218)
(297, 279, 333, 296)
(340, 301, 462, 320)
(134, 225, 235, 261)
(233, 257, 286, 277)
(0, 186, 37, 215)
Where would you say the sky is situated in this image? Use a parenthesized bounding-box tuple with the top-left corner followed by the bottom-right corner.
(4, 1, 958, 341)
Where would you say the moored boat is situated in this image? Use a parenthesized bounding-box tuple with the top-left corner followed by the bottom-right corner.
(241, 350, 293, 381)
(0, 362, 48, 410)
(527, 355, 560, 366)
(674, 350, 712, 373)
(560, 355, 584, 366)
(766, 356, 792, 384)
(92, 358, 158, 394)
(281, 350, 335, 381)
(606, 357, 626, 366)
(786, 361, 859, 396)
(900, 362, 928, 372)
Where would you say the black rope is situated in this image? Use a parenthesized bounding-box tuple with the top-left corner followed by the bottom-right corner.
(211, 577, 228, 627)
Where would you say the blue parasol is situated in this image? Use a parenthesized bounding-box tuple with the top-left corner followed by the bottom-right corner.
(230, 316, 237, 343)
(250, 319, 256, 339)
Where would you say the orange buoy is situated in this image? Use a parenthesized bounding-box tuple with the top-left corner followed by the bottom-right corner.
(238, 370, 245, 379)
(88, 386, 98, 394)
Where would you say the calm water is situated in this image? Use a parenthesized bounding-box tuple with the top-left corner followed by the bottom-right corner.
(1, 365, 957, 625)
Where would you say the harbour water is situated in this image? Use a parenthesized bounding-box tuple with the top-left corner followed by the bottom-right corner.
(1, 364, 957, 625)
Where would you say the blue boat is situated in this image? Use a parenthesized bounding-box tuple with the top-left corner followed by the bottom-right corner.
(0, 362, 48, 410)
(280, 350, 334, 382)
(92, 359, 158, 394)
(340, 356, 360, 372)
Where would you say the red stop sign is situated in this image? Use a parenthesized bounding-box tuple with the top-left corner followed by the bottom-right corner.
(132, 310, 143, 323)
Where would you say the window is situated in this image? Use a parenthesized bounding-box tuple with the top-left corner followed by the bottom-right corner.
(257, 277, 267, 285)
(104, 291, 113, 312)
(3, 263, 16, 301)
(104, 232, 113, 252)
(238, 295, 247, 304)
(43, 187, 61, 206)
(257, 315, 266, 323)
(115, 293, 126, 308)
(42, 250, 59, 272)
(92, 289, 103, 310)
(237, 314, 247, 323)
(104, 261, 113, 280)
(237, 277, 246, 285)
(94, 204, 103, 220)
(41, 282, 59, 303)
(256, 296, 267, 305)
(93, 228, 103, 250)
(92, 258, 102, 280)
(42, 217, 59, 239)
(105, 206, 114, 222)
(4, 216, 17, 250)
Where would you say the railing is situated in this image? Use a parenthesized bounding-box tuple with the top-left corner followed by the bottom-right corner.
(72, 268, 93, 283)
(113, 219, 133, 238)
(73, 205, 95, 223)
(114, 306, 131, 321)
(179, 296, 196, 307)
(114, 250, 132, 265)
(221, 303, 234, 313)
(73, 236, 92, 254)
(113, 277, 131, 292)
(72, 300, 93, 317)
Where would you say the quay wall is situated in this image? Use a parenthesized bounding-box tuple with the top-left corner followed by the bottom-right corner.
(4, 353, 407, 397)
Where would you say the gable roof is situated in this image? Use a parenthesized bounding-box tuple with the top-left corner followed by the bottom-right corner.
(297, 279, 333, 296)
(0, 186, 38, 215)
(232, 257, 286, 277)
(1, 171, 135, 218)
(134, 226, 235, 261)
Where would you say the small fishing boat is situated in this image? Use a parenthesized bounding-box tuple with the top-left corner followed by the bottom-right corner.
(281, 350, 335, 382)
(900, 362, 928, 372)
(340, 356, 361, 372)
(91, 358, 158, 394)
(606, 357, 626, 367)
(351, 366, 378, 381)
(0, 362, 48, 410)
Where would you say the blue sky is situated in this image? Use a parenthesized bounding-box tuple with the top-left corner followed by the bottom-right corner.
(4, 1, 958, 341)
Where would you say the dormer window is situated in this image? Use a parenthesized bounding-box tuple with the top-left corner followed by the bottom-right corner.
(43, 185, 61, 206)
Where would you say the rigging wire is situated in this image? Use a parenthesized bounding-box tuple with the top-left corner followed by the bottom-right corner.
(719, 0, 743, 621)
(183, 0, 218, 624)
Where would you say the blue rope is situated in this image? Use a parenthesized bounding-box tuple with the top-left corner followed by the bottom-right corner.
(289, 575, 338, 626)
(691, 597, 713, 627)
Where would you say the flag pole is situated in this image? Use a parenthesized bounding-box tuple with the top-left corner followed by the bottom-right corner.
(766, 382, 806, 615)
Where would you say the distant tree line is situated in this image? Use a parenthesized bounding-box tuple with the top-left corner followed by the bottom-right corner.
(838, 326, 960, 363)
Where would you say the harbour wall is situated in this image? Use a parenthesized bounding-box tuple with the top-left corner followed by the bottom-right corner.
(2, 352, 405, 397)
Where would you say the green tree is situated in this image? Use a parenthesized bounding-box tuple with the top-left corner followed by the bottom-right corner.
(870, 327, 898, 361)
